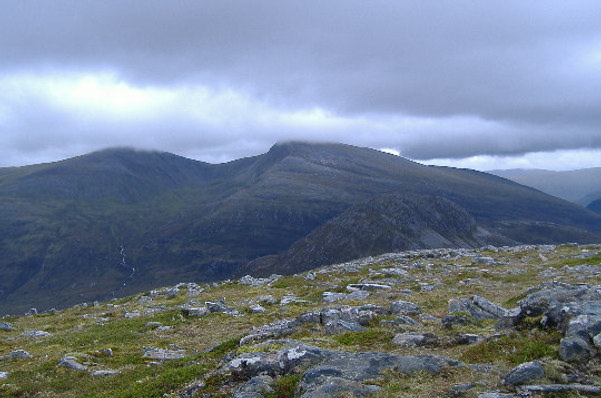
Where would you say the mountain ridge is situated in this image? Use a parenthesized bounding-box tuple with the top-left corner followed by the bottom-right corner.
(1, 142, 601, 314)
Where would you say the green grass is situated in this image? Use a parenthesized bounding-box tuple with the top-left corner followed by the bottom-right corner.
(460, 330, 560, 366)
(266, 374, 302, 398)
(333, 328, 394, 348)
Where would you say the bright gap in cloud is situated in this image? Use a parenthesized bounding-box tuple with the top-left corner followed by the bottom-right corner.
(426, 149, 601, 171)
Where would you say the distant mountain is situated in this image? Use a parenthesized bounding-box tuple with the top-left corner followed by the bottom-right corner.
(1, 142, 601, 314)
(490, 168, 601, 208)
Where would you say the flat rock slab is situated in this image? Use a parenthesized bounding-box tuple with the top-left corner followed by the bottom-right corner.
(518, 384, 601, 394)
(58, 356, 89, 371)
(142, 347, 186, 360)
(299, 351, 462, 396)
(503, 361, 545, 386)
(0, 322, 15, 331)
(346, 283, 391, 292)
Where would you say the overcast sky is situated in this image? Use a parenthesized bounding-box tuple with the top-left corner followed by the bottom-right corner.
(2, 1, 601, 170)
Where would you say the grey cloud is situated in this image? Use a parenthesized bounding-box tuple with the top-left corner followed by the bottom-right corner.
(2, 1, 601, 166)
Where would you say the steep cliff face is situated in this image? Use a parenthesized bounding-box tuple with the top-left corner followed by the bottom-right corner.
(243, 193, 510, 276)
(1, 142, 600, 314)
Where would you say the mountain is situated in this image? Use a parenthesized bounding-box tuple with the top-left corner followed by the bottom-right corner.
(490, 167, 601, 208)
(1, 142, 601, 314)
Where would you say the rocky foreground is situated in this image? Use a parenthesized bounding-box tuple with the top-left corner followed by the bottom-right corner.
(1, 244, 601, 397)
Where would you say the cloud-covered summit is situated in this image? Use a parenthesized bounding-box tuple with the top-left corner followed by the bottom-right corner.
(2, 1, 601, 170)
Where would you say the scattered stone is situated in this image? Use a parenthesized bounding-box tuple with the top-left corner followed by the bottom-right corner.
(58, 355, 89, 371)
(206, 298, 241, 316)
(378, 267, 409, 277)
(258, 295, 278, 305)
(240, 319, 299, 345)
(477, 393, 516, 398)
(304, 272, 316, 280)
(142, 346, 186, 361)
(393, 332, 438, 347)
(0, 372, 8, 379)
(419, 313, 440, 323)
(495, 307, 523, 330)
(324, 320, 367, 335)
(138, 296, 153, 303)
(390, 300, 422, 315)
(186, 288, 204, 297)
(10, 350, 32, 359)
(419, 282, 441, 292)
(92, 370, 121, 376)
(456, 334, 484, 345)
(448, 296, 508, 321)
(124, 312, 141, 319)
(517, 384, 601, 394)
(565, 314, 601, 340)
(473, 256, 495, 265)
(503, 361, 545, 386)
(279, 294, 310, 306)
(346, 283, 391, 292)
(0, 322, 16, 331)
(322, 290, 370, 303)
(559, 336, 593, 363)
(442, 315, 478, 329)
(518, 282, 601, 327)
(145, 322, 163, 328)
(322, 292, 347, 303)
(181, 307, 210, 317)
(449, 382, 486, 394)
(249, 304, 266, 313)
(393, 315, 419, 326)
(22, 330, 52, 338)
(239, 275, 273, 287)
(298, 351, 462, 397)
(296, 311, 321, 324)
(223, 341, 332, 379)
(25, 308, 38, 316)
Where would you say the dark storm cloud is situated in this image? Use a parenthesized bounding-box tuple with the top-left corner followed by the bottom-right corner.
(1, 1, 601, 168)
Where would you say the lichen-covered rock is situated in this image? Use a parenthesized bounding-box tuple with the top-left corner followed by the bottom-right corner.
(346, 283, 391, 292)
(448, 296, 508, 321)
(240, 319, 300, 345)
(9, 350, 32, 359)
(181, 307, 209, 317)
(58, 355, 89, 371)
(22, 330, 52, 338)
(223, 341, 333, 380)
(249, 304, 266, 313)
(390, 300, 422, 315)
(442, 314, 478, 329)
(393, 332, 438, 347)
(206, 298, 240, 316)
(518, 282, 601, 328)
(298, 351, 462, 396)
(299, 376, 380, 398)
(0, 322, 16, 331)
(559, 336, 593, 363)
(142, 346, 186, 361)
(503, 361, 545, 386)
(324, 320, 367, 335)
(233, 375, 275, 398)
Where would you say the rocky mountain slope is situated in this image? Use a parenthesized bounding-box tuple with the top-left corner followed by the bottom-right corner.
(2, 142, 601, 314)
(1, 243, 601, 397)
(490, 168, 601, 210)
